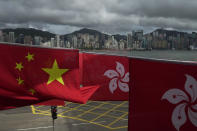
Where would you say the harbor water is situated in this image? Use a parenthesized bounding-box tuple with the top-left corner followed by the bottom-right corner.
(84, 50, 197, 61)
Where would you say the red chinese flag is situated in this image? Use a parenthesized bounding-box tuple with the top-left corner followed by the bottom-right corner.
(128, 58, 197, 131)
(0, 43, 98, 110)
(35, 99, 65, 106)
(81, 53, 129, 100)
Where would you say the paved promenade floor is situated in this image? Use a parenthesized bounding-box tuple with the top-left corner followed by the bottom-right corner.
(0, 101, 128, 131)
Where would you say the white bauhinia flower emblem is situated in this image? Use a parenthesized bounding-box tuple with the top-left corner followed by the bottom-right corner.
(104, 62, 129, 94)
(161, 74, 197, 131)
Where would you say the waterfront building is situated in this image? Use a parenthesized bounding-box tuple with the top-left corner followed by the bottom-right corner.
(24, 35, 33, 45)
(119, 39, 125, 50)
(34, 36, 41, 45)
(89, 35, 95, 48)
(191, 32, 197, 48)
(60, 40, 64, 47)
(127, 33, 132, 49)
(65, 35, 73, 48)
(104, 36, 118, 49)
(2, 33, 8, 42)
(66, 41, 71, 48)
(0, 30, 3, 42)
(50, 38, 55, 47)
(72, 35, 78, 48)
(100, 34, 105, 49)
(41, 41, 51, 47)
(18, 34, 24, 44)
(83, 34, 90, 48)
(56, 35, 60, 47)
(144, 33, 153, 49)
(132, 30, 143, 49)
(8, 32, 15, 43)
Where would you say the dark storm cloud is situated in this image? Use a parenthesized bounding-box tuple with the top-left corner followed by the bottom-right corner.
(107, 0, 197, 20)
(0, 0, 197, 34)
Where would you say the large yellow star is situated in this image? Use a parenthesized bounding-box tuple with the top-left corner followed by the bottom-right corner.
(25, 52, 34, 62)
(42, 59, 69, 85)
(15, 62, 23, 71)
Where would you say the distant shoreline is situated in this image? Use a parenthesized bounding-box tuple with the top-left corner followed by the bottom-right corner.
(80, 49, 197, 61)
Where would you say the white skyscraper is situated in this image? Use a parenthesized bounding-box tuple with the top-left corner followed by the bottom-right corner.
(9, 32, 15, 43)
(51, 38, 55, 47)
(56, 35, 60, 47)
(112, 36, 115, 45)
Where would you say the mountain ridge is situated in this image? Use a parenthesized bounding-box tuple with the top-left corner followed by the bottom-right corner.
(2, 28, 55, 40)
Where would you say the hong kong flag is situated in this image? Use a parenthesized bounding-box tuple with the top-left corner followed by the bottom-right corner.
(0, 43, 98, 110)
(81, 53, 129, 100)
(128, 58, 197, 131)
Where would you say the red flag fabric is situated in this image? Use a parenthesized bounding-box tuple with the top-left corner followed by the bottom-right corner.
(81, 52, 129, 100)
(35, 99, 65, 106)
(128, 58, 197, 131)
(0, 43, 98, 110)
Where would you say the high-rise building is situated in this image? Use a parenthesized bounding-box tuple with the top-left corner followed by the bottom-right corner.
(66, 41, 71, 48)
(112, 36, 115, 45)
(60, 40, 64, 47)
(18, 34, 24, 44)
(127, 33, 132, 48)
(83, 34, 90, 48)
(34, 36, 41, 45)
(8, 32, 15, 43)
(24, 36, 33, 45)
(132, 30, 143, 48)
(56, 35, 60, 47)
(51, 38, 55, 47)
(72, 36, 77, 48)
(100, 34, 105, 48)
(0, 30, 3, 42)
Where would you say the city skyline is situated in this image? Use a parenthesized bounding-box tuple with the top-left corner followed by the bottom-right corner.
(0, 0, 197, 34)
(1, 27, 197, 50)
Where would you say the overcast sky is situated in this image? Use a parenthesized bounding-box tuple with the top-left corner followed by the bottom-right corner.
(0, 0, 197, 34)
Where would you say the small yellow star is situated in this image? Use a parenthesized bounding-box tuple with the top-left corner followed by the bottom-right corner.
(29, 89, 36, 95)
(42, 59, 69, 85)
(25, 52, 34, 62)
(16, 76, 24, 85)
(15, 62, 23, 71)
